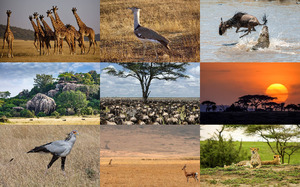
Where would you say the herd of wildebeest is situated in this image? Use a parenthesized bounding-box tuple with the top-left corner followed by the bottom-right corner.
(100, 98, 200, 125)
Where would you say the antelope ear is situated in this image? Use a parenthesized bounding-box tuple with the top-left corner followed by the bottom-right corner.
(221, 17, 223, 23)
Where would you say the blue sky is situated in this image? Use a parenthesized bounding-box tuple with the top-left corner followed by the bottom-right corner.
(0, 63, 100, 97)
(100, 63, 200, 98)
(0, 0, 99, 33)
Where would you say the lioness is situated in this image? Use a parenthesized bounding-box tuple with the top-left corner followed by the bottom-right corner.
(250, 147, 261, 169)
(261, 155, 281, 165)
(237, 160, 251, 167)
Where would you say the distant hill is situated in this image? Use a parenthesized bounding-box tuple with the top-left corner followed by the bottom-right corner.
(0, 24, 35, 40)
(0, 24, 100, 41)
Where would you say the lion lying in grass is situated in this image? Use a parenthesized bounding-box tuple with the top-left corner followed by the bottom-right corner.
(261, 155, 281, 165)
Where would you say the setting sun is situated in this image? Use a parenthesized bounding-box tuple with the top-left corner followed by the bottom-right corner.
(265, 83, 288, 103)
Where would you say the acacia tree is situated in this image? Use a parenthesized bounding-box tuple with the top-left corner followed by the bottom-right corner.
(104, 63, 189, 103)
(201, 100, 216, 112)
(237, 95, 276, 111)
(226, 125, 300, 164)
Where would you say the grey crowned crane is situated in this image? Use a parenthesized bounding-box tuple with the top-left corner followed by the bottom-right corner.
(27, 130, 78, 175)
(128, 7, 170, 60)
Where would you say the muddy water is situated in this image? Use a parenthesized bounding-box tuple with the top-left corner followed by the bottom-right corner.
(200, 0, 300, 62)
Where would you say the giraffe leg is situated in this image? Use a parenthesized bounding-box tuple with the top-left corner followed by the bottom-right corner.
(80, 35, 85, 54)
(10, 38, 13, 58)
(1, 38, 6, 58)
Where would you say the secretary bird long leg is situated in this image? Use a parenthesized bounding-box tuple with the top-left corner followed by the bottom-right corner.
(142, 42, 146, 60)
(45, 155, 59, 174)
(153, 44, 158, 60)
(61, 157, 66, 176)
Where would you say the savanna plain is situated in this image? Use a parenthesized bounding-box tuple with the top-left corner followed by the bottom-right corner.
(100, 125, 200, 186)
(100, 0, 200, 62)
(0, 125, 100, 186)
(0, 39, 100, 62)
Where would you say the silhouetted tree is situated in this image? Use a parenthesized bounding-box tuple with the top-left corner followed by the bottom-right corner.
(285, 104, 298, 111)
(201, 100, 216, 112)
(237, 95, 276, 111)
(104, 63, 189, 103)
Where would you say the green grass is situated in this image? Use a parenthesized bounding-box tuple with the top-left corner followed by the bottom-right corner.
(201, 141, 300, 164)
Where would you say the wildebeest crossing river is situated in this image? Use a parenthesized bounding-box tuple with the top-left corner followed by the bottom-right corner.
(200, 0, 300, 62)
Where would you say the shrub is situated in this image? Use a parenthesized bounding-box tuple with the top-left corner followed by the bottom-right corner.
(51, 111, 60, 118)
(37, 112, 46, 117)
(20, 109, 35, 118)
(200, 132, 249, 168)
(56, 108, 66, 116)
(81, 107, 93, 115)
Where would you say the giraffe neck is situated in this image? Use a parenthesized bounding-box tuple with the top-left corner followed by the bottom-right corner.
(53, 11, 65, 27)
(36, 18, 45, 36)
(30, 20, 39, 32)
(6, 15, 11, 32)
(41, 19, 53, 33)
(49, 15, 60, 31)
(133, 10, 140, 30)
(73, 12, 86, 29)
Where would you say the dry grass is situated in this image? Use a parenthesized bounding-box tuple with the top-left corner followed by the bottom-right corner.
(4, 115, 100, 125)
(100, 0, 200, 62)
(0, 40, 100, 62)
(100, 157, 200, 187)
(0, 125, 100, 186)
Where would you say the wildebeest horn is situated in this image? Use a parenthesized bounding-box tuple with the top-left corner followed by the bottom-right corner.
(221, 18, 223, 23)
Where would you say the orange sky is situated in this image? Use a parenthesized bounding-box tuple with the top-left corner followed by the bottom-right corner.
(201, 63, 300, 105)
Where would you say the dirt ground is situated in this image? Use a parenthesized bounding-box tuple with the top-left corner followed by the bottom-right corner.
(201, 165, 300, 187)
(100, 125, 200, 186)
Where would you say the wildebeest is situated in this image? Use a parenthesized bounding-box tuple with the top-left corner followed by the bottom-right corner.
(252, 25, 270, 50)
(219, 12, 267, 38)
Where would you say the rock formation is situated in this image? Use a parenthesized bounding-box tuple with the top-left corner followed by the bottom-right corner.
(26, 93, 56, 115)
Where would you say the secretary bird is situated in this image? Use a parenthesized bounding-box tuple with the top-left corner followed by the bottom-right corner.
(27, 130, 78, 175)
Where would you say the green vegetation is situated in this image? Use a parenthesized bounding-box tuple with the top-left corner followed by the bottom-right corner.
(0, 70, 99, 122)
(201, 141, 300, 165)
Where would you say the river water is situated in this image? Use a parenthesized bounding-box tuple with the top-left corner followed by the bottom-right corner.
(200, 0, 300, 62)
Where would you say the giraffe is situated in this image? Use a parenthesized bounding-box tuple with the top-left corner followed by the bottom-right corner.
(1, 10, 14, 58)
(39, 15, 56, 54)
(29, 15, 40, 52)
(65, 24, 82, 54)
(52, 6, 75, 53)
(33, 12, 47, 55)
(46, 10, 75, 55)
(72, 7, 96, 54)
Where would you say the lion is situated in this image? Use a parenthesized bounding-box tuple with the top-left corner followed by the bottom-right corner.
(237, 160, 251, 167)
(261, 155, 281, 165)
(250, 147, 261, 169)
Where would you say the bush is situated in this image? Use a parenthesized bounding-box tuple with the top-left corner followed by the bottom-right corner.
(81, 107, 93, 115)
(200, 130, 249, 168)
(20, 109, 35, 118)
(51, 111, 60, 118)
(37, 112, 46, 117)
(56, 108, 66, 116)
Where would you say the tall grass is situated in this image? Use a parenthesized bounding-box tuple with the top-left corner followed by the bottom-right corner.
(100, 0, 200, 62)
(0, 125, 100, 186)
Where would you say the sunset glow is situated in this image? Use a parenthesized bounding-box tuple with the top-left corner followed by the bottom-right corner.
(265, 83, 288, 103)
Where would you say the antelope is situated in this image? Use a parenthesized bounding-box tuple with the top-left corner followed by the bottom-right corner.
(219, 12, 267, 38)
(182, 164, 198, 182)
